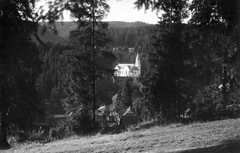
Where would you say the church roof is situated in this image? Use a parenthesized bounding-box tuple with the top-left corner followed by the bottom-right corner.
(115, 64, 134, 70)
(127, 65, 132, 69)
(131, 66, 139, 71)
(123, 107, 136, 116)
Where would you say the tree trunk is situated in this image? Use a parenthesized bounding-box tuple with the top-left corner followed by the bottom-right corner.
(0, 87, 10, 149)
(222, 51, 228, 102)
(0, 111, 10, 149)
(177, 76, 181, 122)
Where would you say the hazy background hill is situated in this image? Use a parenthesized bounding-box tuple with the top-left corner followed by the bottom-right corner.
(53, 21, 154, 38)
(38, 21, 156, 50)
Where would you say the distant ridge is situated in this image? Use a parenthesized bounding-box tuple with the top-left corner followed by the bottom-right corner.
(54, 21, 154, 38)
(107, 21, 152, 27)
(35, 21, 155, 42)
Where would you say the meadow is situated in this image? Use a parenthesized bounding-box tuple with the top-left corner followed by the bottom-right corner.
(3, 119, 240, 153)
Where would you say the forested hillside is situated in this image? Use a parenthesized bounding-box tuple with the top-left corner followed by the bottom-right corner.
(107, 22, 156, 77)
(53, 21, 155, 66)
(54, 21, 153, 38)
(39, 21, 155, 66)
(54, 21, 156, 75)
(36, 21, 156, 116)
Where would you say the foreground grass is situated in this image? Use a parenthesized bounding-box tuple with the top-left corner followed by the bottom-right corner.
(3, 119, 240, 153)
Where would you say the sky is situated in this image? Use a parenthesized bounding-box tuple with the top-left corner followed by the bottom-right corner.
(36, 0, 160, 24)
(104, 0, 159, 24)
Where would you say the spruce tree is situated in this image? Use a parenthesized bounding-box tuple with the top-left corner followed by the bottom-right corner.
(0, 0, 43, 148)
(38, 0, 116, 129)
(61, 23, 115, 132)
(190, 0, 240, 102)
(121, 79, 132, 108)
(114, 90, 123, 112)
(136, 0, 191, 121)
(56, 0, 116, 132)
(135, 0, 240, 121)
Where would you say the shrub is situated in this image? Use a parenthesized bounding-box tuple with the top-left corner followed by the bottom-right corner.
(17, 131, 29, 143)
(28, 127, 45, 141)
(68, 109, 93, 135)
(225, 89, 240, 118)
(100, 124, 126, 134)
(191, 84, 227, 121)
(49, 120, 71, 140)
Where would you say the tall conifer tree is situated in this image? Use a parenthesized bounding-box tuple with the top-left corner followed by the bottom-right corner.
(0, 0, 43, 148)
(52, 0, 117, 131)
(135, 0, 191, 121)
(190, 0, 240, 102)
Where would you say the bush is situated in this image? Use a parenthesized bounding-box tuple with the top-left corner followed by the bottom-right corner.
(49, 120, 71, 140)
(191, 84, 227, 121)
(226, 104, 240, 118)
(100, 124, 126, 134)
(68, 109, 93, 135)
(17, 131, 29, 143)
(225, 89, 240, 118)
(28, 127, 45, 141)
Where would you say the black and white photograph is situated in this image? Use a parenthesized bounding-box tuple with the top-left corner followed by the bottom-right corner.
(0, 0, 240, 152)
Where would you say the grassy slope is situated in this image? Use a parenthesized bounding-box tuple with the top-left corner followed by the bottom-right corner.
(4, 119, 240, 153)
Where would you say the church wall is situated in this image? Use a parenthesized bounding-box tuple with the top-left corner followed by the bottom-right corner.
(114, 53, 141, 77)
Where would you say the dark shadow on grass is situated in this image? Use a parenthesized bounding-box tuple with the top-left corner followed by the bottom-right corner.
(167, 140, 240, 153)
(100, 124, 127, 134)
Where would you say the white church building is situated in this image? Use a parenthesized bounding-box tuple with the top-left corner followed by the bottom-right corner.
(114, 53, 141, 77)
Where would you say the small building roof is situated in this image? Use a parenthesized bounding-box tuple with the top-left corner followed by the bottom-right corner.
(115, 66, 121, 70)
(123, 107, 136, 116)
(115, 63, 134, 70)
(98, 104, 114, 112)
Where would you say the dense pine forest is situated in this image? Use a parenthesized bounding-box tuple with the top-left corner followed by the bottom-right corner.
(0, 0, 239, 149)
(37, 21, 156, 116)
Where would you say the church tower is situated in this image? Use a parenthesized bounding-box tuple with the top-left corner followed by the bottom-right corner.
(135, 53, 141, 76)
